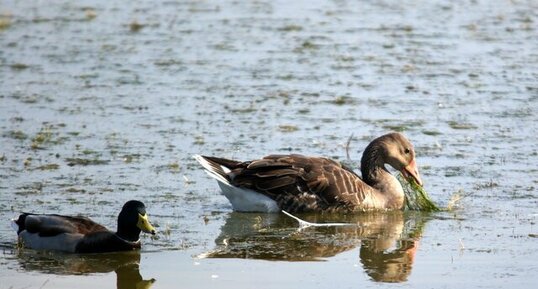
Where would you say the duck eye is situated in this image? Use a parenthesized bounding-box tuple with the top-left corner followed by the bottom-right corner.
(404, 148, 410, 154)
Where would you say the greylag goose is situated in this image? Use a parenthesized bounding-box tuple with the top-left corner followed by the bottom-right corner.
(11, 200, 156, 253)
(195, 132, 422, 213)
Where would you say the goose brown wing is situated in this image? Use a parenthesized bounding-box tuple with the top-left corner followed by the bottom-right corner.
(229, 154, 370, 211)
(316, 160, 372, 209)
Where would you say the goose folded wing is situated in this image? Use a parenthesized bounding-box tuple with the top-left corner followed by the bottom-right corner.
(250, 155, 370, 207)
(232, 154, 331, 197)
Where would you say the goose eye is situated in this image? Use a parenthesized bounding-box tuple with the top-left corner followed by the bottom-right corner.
(404, 148, 410, 154)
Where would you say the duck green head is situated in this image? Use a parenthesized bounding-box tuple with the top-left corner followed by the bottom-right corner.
(117, 200, 156, 241)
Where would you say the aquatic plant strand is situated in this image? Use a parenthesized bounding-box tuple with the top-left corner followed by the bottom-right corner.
(398, 174, 440, 211)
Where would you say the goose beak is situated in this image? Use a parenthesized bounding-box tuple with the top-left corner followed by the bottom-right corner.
(402, 158, 423, 186)
(137, 213, 156, 235)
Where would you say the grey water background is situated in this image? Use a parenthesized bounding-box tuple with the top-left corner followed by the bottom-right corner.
(0, 0, 537, 288)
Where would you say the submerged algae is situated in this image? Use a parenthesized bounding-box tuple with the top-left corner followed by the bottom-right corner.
(399, 174, 440, 212)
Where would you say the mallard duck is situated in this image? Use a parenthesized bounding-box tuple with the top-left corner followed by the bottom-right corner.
(195, 132, 423, 213)
(11, 200, 156, 253)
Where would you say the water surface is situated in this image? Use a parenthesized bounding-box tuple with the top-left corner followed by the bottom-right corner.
(1, 0, 537, 288)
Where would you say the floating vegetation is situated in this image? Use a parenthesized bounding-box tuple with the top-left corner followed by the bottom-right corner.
(193, 136, 205, 145)
(378, 119, 425, 132)
(336, 55, 355, 62)
(83, 8, 97, 20)
(81, 149, 98, 155)
(31, 127, 52, 149)
(474, 180, 498, 190)
(66, 157, 109, 166)
(398, 174, 440, 212)
(154, 59, 183, 67)
(65, 187, 86, 193)
(15, 182, 43, 195)
(401, 64, 416, 73)
(301, 40, 317, 49)
(278, 24, 303, 32)
(67, 131, 80, 136)
(448, 121, 477, 130)
(6, 130, 28, 140)
(10, 63, 29, 70)
(444, 166, 464, 177)
(168, 162, 181, 172)
(35, 164, 60, 171)
(0, 13, 11, 30)
(276, 74, 294, 81)
(447, 189, 467, 211)
(422, 130, 442, 136)
(383, 124, 407, 132)
(123, 154, 140, 163)
(294, 40, 318, 52)
(66, 197, 82, 204)
(129, 21, 145, 32)
(227, 105, 257, 114)
(212, 43, 236, 51)
(332, 95, 354, 105)
(278, 124, 299, 132)
(30, 124, 67, 149)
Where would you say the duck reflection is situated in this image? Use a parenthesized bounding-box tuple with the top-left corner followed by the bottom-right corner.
(202, 211, 429, 282)
(15, 250, 155, 289)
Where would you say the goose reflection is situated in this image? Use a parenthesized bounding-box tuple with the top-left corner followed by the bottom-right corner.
(15, 250, 155, 289)
(201, 211, 429, 282)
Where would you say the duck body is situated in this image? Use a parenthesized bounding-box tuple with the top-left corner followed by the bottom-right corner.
(195, 132, 423, 213)
(12, 200, 155, 253)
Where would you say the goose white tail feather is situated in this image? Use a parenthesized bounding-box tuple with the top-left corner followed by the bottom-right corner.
(194, 155, 280, 212)
(193, 155, 231, 185)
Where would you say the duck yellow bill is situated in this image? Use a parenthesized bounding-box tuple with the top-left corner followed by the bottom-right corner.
(137, 213, 156, 235)
(402, 158, 423, 186)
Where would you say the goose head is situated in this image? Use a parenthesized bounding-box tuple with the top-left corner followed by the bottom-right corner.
(381, 133, 423, 186)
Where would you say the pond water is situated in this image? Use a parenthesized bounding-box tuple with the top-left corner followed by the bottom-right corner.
(1, 0, 537, 288)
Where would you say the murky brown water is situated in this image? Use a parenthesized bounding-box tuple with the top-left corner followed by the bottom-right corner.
(1, 0, 537, 288)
